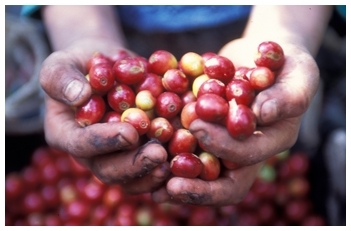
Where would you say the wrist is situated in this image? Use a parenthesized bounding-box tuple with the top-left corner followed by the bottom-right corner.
(242, 5, 333, 57)
(43, 6, 127, 52)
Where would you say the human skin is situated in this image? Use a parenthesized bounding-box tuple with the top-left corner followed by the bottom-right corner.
(153, 5, 333, 206)
(40, 6, 170, 194)
(39, 5, 333, 204)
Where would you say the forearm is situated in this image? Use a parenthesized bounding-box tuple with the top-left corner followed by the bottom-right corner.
(243, 5, 333, 56)
(42, 5, 127, 51)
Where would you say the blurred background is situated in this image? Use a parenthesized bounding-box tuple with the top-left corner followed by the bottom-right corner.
(5, 5, 346, 226)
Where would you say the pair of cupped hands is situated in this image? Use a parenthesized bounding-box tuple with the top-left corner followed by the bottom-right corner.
(40, 37, 319, 206)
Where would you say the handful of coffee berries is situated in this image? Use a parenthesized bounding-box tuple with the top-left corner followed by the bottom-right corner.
(74, 41, 285, 180)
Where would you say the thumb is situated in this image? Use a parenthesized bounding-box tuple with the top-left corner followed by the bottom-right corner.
(251, 48, 319, 125)
(40, 51, 92, 107)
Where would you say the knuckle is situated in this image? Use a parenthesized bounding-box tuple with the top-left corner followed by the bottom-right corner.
(90, 165, 115, 185)
(64, 138, 86, 159)
(94, 174, 114, 185)
(232, 192, 246, 204)
(294, 91, 310, 114)
(39, 61, 53, 92)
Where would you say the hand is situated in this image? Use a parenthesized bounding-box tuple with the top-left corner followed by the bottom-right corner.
(40, 39, 170, 194)
(151, 38, 319, 206)
(195, 38, 319, 164)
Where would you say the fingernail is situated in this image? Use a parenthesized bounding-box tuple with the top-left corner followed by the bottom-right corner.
(64, 80, 83, 102)
(159, 162, 170, 173)
(152, 162, 170, 180)
(260, 99, 279, 123)
(190, 129, 207, 142)
(115, 134, 131, 149)
(191, 129, 210, 150)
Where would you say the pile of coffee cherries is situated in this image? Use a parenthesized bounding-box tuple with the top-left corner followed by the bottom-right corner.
(5, 146, 326, 226)
(75, 41, 285, 180)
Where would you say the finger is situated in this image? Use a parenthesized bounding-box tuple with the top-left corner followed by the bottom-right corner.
(121, 162, 170, 194)
(79, 143, 168, 185)
(151, 186, 172, 203)
(252, 49, 319, 125)
(164, 162, 264, 206)
(44, 97, 139, 158)
(189, 118, 300, 166)
(40, 51, 92, 107)
(219, 39, 319, 125)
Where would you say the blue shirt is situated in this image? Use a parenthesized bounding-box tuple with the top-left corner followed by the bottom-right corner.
(117, 6, 252, 33)
(21, 5, 252, 33)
